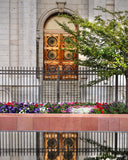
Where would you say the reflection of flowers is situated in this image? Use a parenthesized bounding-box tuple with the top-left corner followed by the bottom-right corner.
(48, 138, 57, 148)
(64, 151, 73, 160)
(48, 151, 57, 160)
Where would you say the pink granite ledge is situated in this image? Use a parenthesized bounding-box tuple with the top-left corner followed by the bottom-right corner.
(0, 114, 128, 131)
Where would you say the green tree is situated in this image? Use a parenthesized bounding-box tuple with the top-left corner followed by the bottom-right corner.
(56, 7, 128, 106)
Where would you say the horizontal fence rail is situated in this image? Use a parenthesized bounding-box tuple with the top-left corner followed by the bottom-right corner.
(0, 67, 126, 103)
(0, 131, 128, 160)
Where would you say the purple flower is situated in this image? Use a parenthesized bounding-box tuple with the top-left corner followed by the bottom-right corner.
(26, 110, 29, 113)
(90, 109, 94, 113)
(66, 108, 72, 113)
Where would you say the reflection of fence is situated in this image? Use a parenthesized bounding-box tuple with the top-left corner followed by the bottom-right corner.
(0, 131, 128, 160)
(0, 67, 126, 103)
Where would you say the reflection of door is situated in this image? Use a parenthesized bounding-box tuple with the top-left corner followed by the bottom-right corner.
(43, 132, 78, 160)
(44, 32, 78, 79)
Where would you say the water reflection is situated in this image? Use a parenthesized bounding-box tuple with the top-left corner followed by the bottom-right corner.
(0, 131, 128, 160)
(0, 151, 79, 160)
(1, 147, 128, 160)
(0, 155, 37, 160)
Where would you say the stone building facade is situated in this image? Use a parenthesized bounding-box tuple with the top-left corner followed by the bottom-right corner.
(0, 0, 128, 67)
(0, 1, 128, 160)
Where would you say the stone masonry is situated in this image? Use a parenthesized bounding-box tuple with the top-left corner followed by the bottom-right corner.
(0, 0, 128, 67)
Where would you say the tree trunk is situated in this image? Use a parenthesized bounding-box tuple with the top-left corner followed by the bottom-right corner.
(126, 75, 128, 107)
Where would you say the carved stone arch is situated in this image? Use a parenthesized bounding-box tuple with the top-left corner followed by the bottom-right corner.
(36, 8, 76, 68)
(37, 8, 75, 32)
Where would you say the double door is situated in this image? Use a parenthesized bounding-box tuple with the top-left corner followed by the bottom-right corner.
(43, 132, 78, 160)
(44, 32, 78, 79)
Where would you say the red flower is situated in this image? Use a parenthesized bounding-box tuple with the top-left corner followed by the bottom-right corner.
(75, 102, 78, 104)
(6, 102, 13, 106)
(40, 104, 43, 106)
(98, 106, 102, 109)
(98, 103, 101, 107)
(101, 111, 104, 113)
(35, 103, 38, 107)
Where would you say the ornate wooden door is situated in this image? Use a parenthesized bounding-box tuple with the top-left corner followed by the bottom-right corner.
(43, 132, 78, 160)
(44, 32, 78, 79)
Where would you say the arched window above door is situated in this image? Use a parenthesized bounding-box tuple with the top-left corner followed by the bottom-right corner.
(43, 14, 78, 79)
(44, 15, 76, 31)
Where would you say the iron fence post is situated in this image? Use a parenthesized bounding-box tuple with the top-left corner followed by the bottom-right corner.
(57, 67, 60, 103)
(36, 132, 40, 160)
(115, 132, 118, 158)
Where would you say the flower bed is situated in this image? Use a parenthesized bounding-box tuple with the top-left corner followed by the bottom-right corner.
(0, 102, 96, 114)
(0, 102, 128, 114)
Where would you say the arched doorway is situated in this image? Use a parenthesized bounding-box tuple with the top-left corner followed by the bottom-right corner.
(43, 14, 78, 79)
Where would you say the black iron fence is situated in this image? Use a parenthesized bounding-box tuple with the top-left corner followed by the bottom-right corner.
(0, 67, 126, 103)
(0, 131, 128, 160)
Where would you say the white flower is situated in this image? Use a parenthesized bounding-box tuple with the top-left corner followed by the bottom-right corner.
(71, 107, 92, 114)
(71, 108, 77, 114)
(19, 110, 25, 114)
(40, 107, 46, 112)
(78, 108, 92, 114)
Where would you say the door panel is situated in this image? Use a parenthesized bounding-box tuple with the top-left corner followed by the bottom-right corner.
(44, 33, 78, 79)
